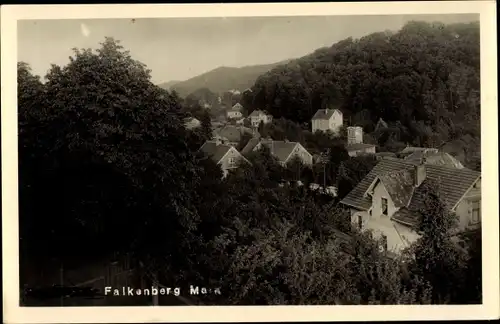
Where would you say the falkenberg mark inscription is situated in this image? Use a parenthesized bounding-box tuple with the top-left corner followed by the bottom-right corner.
(104, 286, 221, 297)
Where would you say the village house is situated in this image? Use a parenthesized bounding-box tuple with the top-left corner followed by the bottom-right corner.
(183, 117, 201, 130)
(248, 110, 273, 127)
(199, 138, 249, 177)
(346, 126, 376, 157)
(311, 108, 343, 134)
(340, 158, 481, 254)
(226, 103, 244, 120)
(241, 137, 313, 166)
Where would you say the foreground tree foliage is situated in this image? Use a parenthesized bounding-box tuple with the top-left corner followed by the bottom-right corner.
(18, 28, 482, 305)
(19, 38, 205, 277)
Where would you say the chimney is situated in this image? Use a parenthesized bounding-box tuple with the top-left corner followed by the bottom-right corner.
(414, 164, 426, 187)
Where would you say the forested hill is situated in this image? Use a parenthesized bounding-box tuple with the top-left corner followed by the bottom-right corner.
(159, 59, 291, 97)
(241, 21, 480, 166)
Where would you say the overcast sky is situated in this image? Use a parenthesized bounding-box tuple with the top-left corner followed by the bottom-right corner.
(18, 14, 478, 84)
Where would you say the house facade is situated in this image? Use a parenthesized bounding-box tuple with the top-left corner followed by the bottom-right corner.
(345, 126, 376, 157)
(311, 108, 343, 134)
(241, 138, 313, 166)
(227, 110, 243, 120)
(227, 103, 244, 120)
(249, 110, 273, 127)
(199, 139, 249, 177)
(340, 158, 481, 254)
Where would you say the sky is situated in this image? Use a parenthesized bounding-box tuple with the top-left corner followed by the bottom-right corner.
(18, 14, 478, 85)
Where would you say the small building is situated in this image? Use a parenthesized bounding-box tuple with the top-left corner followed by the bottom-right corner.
(183, 117, 201, 130)
(241, 138, 313, 166)
(347, 126, 363, 145)
(227, 103, 244, 119)
(345, 126, 376, 157)
(311, 108, 343, 134)
(248, 110, 273, 128)
(340, 158, 481, 254)
(199, 139, 249, 178)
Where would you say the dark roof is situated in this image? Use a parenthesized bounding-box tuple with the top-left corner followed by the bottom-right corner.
(199, 141, 233, 164)
(377, 170, 415, 208)
(311, 109, 342, 121)
(244, 139, 305, 163)
(241, 137, 261, 155)
(399, 146, 439, 155)
(261, 140, 299, 162)
(405, 151, 464, 169)
(346, 143, 376, 152)
(231, 103, 243, 111)
(216, 125, 253, 143)
(340, 159, 480, 220)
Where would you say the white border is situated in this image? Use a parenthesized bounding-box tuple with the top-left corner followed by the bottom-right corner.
(2, 2, 498, 323)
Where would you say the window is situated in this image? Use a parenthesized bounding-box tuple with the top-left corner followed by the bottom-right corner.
(228, 157, 236, 166)
(357, 215, 363, 230)
(381, 198, 388, 216)
(471, 200, 481, 224)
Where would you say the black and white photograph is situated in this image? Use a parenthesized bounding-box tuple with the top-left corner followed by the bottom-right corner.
(2, 2, 498, 323)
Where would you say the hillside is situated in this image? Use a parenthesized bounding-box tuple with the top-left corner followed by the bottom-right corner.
(241, 21, 481, 169)
(161, 60, 291, 97)
(158, 80, 181, 90)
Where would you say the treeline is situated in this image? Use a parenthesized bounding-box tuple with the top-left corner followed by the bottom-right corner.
(240, 21, 480, 168)
(18, 36, 481, 305)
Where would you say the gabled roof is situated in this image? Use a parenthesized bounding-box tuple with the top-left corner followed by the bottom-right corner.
(311, 109, 342, 121)
(215, 125, 253, 143)
(399, 146, 438, 155)
(340, 158, 481, 218)
(405, 151, 464, 169)
(346, 143, 376, 152)
(375, 170, 415, 208)
(199, 141, 234, 164)
(249, 109, 266, 117)
(244, 139, 308, 163)
(241, 137, 261, 155)
(260, 140, 299, 163)
(231, 103, 243, 111)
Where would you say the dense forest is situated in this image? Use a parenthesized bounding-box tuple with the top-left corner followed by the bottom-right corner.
(18, 21, 481, 306)
(241, 21, 481, 169)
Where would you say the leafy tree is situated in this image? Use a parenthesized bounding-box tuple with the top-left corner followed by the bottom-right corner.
(336, 155, 378, 199)
(198, 109, 213, 141)
(411, 180, 468, 304)
(18, 38, 207, 283)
